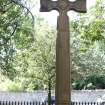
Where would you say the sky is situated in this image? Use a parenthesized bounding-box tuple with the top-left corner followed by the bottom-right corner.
(32, 0, 96, 25)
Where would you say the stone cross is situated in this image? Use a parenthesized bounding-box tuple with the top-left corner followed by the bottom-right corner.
(40, 0, 86, 105)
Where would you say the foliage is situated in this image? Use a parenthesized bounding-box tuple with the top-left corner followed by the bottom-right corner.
(71, 0, 105, 89)
(0, 0, 34, 79)
(72, 74, 105, 90)
(8, 16, 56, 91)
(73, 0, 105, 43)
(1, 0, 105, 91)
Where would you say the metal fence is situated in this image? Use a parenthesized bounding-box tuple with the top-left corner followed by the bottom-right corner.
(71, 102, 104, 105)
(0, 101, 104, 105)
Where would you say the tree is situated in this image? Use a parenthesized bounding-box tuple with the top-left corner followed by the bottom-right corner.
(1, 0, 105, 92)
(73, 74, 105, 90)
(71, 0, 105, 89)
(9, 16, 56, 92)
(0, 0, 34, 79)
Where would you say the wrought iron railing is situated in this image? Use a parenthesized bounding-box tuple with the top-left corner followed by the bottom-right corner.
(0, 101, 104, 105)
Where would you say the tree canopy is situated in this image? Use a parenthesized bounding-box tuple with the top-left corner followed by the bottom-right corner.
(0, 0, 105, 91)
(0, 0, 34, 79)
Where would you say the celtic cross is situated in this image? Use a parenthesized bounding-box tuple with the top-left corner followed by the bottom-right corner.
(40, 0, 87, 105)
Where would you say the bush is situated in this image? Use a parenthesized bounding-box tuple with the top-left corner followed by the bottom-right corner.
(72, 74, 105, 90)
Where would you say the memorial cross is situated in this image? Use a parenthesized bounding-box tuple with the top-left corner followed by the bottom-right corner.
(40, 0, 86, 105)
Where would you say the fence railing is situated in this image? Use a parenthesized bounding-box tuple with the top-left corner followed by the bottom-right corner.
(0, 101, 104, 105)
(71, 102, 105, 105)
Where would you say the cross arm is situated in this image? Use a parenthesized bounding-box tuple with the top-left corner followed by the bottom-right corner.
(40, 0, 58, 12)
(69, 0, 86, 13)
(40, 0, 87, 13)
